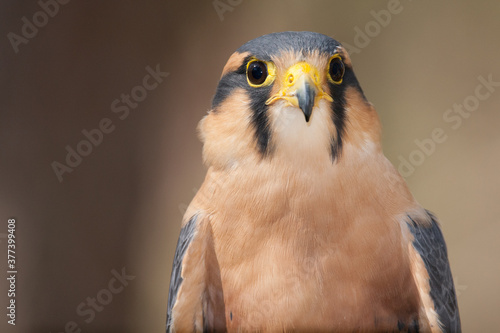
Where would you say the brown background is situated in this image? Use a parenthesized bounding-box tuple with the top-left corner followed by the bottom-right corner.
(1, 1, 499, 332)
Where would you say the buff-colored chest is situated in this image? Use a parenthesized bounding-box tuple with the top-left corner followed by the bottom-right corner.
(204, 164, 422, 331)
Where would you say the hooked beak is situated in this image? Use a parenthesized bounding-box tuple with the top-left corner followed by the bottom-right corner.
(266, 62, 333, 122)
(296, 79, 316, 122)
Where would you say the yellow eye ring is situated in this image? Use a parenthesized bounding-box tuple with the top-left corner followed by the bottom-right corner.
(327, 54, 345, 85)
(246, 58, 276, 87)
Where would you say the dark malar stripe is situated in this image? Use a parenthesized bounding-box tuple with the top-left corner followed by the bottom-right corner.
(327, 61, 365, 162)
(212, 57, 273, 157)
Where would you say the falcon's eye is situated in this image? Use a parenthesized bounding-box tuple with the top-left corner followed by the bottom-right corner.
(247, 60, 268, 86)
(327, 55, 345, 84)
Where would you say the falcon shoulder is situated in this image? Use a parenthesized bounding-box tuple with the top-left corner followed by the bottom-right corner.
(166, 215, 198, 332)
(407, 211, 461, 333)
(166, 213, 226, 332)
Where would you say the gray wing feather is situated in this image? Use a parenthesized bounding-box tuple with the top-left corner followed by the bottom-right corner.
(166, 215, 198, 332)
(407, 211, 461, 333)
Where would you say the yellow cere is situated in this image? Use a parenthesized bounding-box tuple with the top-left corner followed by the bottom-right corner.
(282, 62, 320, 88)
(266, 61, 333, 106)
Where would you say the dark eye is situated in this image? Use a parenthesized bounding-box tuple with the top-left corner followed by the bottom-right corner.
(247, 61, 268, 86)
(328, 56, 345, 84)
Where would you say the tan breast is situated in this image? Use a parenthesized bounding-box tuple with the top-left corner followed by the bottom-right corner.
(188, 140, 427, 331)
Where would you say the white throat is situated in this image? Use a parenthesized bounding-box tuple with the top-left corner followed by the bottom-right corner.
(269, 99, 335, 169)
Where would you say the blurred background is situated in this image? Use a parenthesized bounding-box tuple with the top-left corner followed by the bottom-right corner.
(1, 1, 499, 332)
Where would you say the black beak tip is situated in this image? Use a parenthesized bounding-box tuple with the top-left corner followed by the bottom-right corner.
(303, 111, 311, 122)
(297, 82, 316, 123)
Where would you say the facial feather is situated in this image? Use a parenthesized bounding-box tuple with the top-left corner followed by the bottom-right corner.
(204, 46, 372, 169)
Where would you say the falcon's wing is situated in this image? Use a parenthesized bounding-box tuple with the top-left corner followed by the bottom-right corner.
(166, 215, 198, 332)
(408, 211, 461, 333)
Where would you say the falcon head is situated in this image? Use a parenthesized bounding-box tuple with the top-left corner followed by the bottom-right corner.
(200, 32, 381, 169)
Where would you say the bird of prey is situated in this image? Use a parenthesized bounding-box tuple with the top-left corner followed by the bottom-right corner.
(166, 31, 460, 332)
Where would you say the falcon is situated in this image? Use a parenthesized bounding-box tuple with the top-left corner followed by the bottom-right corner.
(166, 31, 461, 332)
